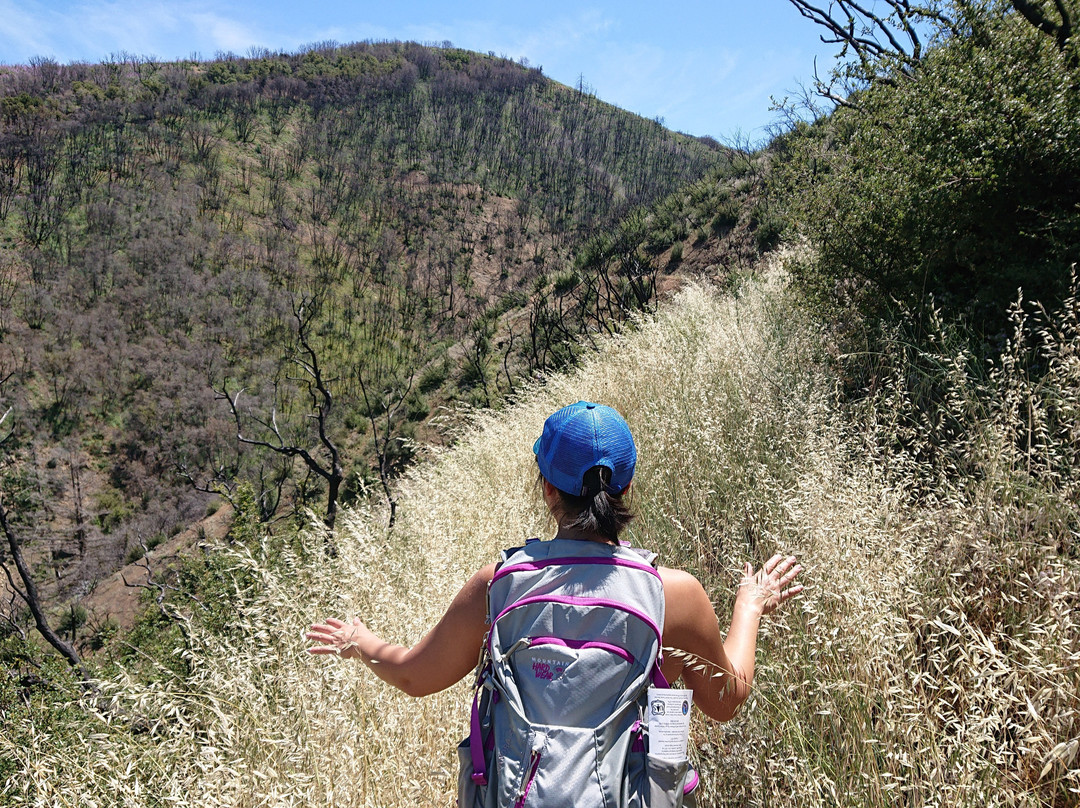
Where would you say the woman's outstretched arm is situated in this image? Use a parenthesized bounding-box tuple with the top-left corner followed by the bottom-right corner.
(306, 562, 497, 697)
(660, 554, 802, 721)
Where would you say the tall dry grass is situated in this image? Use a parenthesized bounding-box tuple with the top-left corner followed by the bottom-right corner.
(2, 258, 1077, 806)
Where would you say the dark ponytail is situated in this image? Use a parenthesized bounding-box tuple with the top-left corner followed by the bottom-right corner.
(555, 465, 634, 543)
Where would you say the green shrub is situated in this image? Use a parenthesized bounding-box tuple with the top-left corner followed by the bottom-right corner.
(418, 360, 450, 393)
(87, 616, 119, 651)
(749, 203, 782, 253)
(709, 208, 738, 236)
(124, 532, 167, 562)
(94, 487, 133, 534)
(55, 604, 88, 638)
(551, 270, 580, 296)
(406, 392, 429, 421)
(775, 3, 1080, 334)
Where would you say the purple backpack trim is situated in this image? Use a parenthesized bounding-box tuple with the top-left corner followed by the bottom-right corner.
(492, 555, 663, 583)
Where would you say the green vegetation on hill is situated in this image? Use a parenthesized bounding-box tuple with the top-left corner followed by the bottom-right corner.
(0, 41, 723, 606)
(3, 2, 1080, 804)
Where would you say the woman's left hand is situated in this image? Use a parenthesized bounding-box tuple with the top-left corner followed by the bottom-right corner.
(306, 616, 367, 658)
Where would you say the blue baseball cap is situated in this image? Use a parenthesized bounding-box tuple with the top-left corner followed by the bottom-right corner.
(533, 401, 637, 496)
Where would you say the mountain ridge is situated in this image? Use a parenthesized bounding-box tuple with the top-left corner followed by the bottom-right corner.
(0, 40, 750, 632)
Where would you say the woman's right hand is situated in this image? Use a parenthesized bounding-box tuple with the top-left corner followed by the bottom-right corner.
(737, 554, 803, 615)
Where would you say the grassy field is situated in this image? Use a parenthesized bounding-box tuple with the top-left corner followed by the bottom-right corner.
(3, 256, 1077, 806)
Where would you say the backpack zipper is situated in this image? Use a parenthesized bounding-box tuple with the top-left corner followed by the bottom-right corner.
(491, 595, 662, 655)
(492, 554, 661, 583)
(527, 636, 635, 664)
(514, 746, 543, 808)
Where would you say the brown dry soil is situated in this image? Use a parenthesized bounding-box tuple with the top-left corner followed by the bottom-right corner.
(77, 504, 233, 636)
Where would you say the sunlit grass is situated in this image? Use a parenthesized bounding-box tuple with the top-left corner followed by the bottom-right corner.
(3, 255, 1077, 806)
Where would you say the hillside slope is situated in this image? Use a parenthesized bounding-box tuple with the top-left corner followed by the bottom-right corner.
(0, 41, 724, 615)
(6, 258, 1076, 806)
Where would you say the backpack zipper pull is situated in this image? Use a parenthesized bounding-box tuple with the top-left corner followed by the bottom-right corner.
(514, 746, 543, 808)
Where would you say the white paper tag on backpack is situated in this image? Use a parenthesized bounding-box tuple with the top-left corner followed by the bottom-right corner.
(646, 687, 693, 761)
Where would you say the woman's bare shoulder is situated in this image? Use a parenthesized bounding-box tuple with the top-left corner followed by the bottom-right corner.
(657, 566, 707, 596)
(657, 566, 716, 623)
(464, 561, 498, 597)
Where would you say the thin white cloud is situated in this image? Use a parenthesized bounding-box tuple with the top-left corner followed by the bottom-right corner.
(63, 0, 182, 59)
(493, 8, 615, 60)
(387, 9, 615, 67)
(0, 0, 281, 63)
(0, 0, 66, 62)
(188, 11, 267, 56)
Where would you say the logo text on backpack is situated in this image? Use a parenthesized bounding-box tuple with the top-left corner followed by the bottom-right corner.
(531, 659, 566, 680)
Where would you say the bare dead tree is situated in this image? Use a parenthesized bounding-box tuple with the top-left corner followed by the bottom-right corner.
(217, 297, 344, 532)
(175, 443, 291, 523)
(121, 543, 202, 629)
(790, 0, 935, 72)
(790, 0, 1078, 104)
(500, 326, 518, 396)
(69, 448, 87, 559)
(1, 580, 27, 640)
(464, 315, 495, 408)
(175, 458, 237, 501)
(621, 251, 659, 313)
(0, 477, 89, 684)
(357, 369, 415, 529)
(786, 0, 967, 106)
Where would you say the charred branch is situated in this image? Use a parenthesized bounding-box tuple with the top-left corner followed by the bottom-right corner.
(1, 563, 28, 640)
(787, 0, 966, 89)
(215, 297, 344, 533)
(357, 369, 415, 529)
(121, 545, 202, 626)
(1010, 0, 1077, 65)
(0, 495, 89, 685)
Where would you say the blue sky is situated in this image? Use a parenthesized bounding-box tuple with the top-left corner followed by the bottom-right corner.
(0, 0, 841, 142)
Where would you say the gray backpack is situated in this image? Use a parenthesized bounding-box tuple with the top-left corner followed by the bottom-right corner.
(458, 538, 699, 807)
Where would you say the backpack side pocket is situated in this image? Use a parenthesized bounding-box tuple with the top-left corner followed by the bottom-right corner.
(644, 755, 698, 807)
(457, 738, 486, 808)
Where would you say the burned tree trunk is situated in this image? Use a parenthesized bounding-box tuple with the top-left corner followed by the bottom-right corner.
(0, 495, 89, 683)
